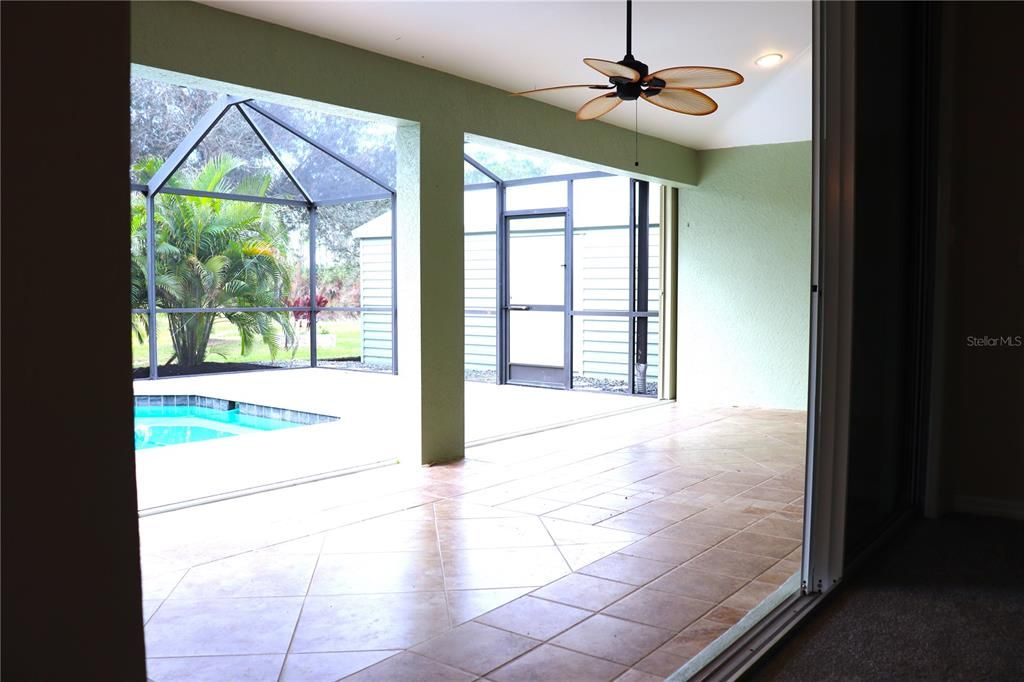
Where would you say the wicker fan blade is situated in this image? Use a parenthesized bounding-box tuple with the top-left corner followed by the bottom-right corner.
(642, 88, 718, 116)
(644, 66, 744, 89)
(584, 58, 640, 82)
(512, 84, 614, 96)
(576, 93, 622, 121)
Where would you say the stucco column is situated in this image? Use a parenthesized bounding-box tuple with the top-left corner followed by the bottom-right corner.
(395, 121, 465, 465)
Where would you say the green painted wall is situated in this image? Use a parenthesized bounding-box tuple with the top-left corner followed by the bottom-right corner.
(129, 2, 698, 186)
(678, 142, 812, 410)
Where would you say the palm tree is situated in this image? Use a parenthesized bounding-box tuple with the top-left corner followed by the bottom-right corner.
(133, 154, 295, 368)
(130, 192, 150, 344)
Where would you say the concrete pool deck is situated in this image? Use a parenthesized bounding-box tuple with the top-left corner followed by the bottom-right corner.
(134, 369, 658, 511)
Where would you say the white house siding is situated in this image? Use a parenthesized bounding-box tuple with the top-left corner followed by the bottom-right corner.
(354, 212, 660, 387)
(358, 237, 393, 367)
(465, 232, 497, 372)
(571, 225, 661, 383)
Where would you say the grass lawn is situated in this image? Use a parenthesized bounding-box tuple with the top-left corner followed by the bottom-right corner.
(131, 314, 362, 368)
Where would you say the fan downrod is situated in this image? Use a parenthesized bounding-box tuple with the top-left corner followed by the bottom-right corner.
(510, 0, 743, 120)
(614, 3, 663, 99)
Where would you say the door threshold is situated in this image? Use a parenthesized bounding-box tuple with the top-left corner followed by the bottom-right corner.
(465, 397, 669, 448)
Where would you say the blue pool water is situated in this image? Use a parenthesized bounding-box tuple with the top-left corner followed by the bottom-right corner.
(134, 405, 300, 450)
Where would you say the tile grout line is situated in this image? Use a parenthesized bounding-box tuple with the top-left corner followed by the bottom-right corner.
(143, 565, 194, 636)
(433, 505, 455, 630)
(535, 515, 577, 581)
(276, 532, 327, 682)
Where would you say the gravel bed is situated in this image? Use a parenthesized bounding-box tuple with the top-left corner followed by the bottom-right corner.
(465, 369, 498, 384)
(137, 362, 656, 395)
(315, 359, 392, 373)
(464, 368, 656, 396)
(571, 375, 658, 397)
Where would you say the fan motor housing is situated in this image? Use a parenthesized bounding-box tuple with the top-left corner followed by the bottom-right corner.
(615, 55, 649, 100)
(617, 55, 649, 78)
(616, 81, 643, 100)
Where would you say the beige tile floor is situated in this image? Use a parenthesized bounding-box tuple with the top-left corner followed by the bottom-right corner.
(141, 401, 806, 681)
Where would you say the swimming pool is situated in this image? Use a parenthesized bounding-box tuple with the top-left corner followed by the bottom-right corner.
(134, 405, 301, 450)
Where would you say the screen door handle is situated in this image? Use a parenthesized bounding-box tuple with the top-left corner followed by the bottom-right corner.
(507, 305, 530, 311)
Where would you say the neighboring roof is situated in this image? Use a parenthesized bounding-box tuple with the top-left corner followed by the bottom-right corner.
(352, 211, 392, 239)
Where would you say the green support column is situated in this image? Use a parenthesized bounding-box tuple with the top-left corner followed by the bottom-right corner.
(395, 121, 465, 465)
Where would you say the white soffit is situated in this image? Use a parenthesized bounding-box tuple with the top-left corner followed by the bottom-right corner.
(203, 1, 812, 150)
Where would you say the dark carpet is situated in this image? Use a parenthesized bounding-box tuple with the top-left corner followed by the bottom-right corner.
(747, 515, 1024, 681)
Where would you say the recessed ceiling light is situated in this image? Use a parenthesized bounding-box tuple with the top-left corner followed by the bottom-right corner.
(755, 53, 784, 68)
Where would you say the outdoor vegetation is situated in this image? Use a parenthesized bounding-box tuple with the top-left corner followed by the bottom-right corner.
(131, 76, 395, 375)
(130, 315, 360, 370)
(132, 154, 296, 367)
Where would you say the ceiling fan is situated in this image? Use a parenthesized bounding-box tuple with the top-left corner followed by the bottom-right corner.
(512, 0, 744, 121)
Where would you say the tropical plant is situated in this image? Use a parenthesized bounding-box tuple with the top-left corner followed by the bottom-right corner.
(132, 154, 295, 367)
(288, 293, 329, 325)
(130, 193, 150, 342)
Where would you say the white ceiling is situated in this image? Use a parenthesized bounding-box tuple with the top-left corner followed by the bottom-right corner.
(204, 1, 812, 150)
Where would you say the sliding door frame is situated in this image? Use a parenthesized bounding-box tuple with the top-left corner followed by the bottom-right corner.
(670, 2, 857, 678)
